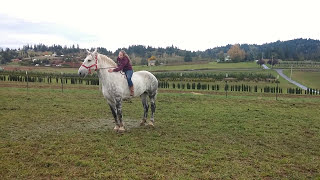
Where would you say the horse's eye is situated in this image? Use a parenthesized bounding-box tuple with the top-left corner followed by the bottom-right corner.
(88, 59, 92, 62)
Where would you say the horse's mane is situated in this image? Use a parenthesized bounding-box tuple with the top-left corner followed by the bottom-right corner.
(98, 53, 117, 67)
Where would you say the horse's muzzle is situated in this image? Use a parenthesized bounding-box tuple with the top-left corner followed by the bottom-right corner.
(78, 68, 87, 77)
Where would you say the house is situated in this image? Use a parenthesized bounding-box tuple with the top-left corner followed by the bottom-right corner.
(62, 62, 81, 68)
(225, 55, 231, 61)
(12, 59, 21, 62)
(148, 60, 156, 66)
(51, 60, 64, 66)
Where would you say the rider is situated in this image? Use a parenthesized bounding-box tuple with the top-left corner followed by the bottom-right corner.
(108, 50, 134, 96)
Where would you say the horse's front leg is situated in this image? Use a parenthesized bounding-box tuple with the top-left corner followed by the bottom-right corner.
(108, 102, 119, 131)
(115, 98, 125, 132)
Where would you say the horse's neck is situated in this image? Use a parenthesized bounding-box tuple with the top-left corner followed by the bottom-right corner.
(97, 54, 116, 69)
(97, 54, 126, 92)
(97, 67, 124, 87)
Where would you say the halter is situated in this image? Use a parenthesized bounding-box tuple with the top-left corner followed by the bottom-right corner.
(81, 54, 98, 74)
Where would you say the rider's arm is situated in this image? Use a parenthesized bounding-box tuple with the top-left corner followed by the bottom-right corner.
(113, 57, 128, 72)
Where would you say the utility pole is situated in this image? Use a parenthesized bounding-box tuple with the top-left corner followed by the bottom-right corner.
(225, 73, 228, 98)
(290, 65, 293, 79)
(276, 75, 279, 100)
(61, 72, 63, 93)
(26, 71, 28, 92)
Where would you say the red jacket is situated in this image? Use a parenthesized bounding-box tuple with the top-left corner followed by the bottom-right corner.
(113, 56, 133, 72)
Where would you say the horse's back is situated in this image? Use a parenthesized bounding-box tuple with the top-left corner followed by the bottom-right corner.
(133, 71, 158, 95)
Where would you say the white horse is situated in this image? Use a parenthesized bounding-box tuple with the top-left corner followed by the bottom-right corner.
(78, 49, 158, 132)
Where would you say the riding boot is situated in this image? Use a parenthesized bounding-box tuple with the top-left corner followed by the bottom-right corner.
(129, 86, 134, 96)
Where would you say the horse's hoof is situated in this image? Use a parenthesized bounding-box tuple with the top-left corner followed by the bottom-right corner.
(140, 118, 147, 126)
(113, 125, 119, 131)
(118, 126, 125, 133)
(140, 122, 145, 126)
(148, 121, 154, 127)
(140, 120, 146, 126)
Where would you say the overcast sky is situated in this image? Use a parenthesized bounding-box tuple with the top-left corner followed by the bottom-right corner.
(0, 0, 319, 51)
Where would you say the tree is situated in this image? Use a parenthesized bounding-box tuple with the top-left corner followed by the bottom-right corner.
(0, 48, 17, 64)
(141, 58, 148, 65)
(184, 51, 192, 62)
(257, 59, 265, 66)
(217, 51, 225, 61)
(42, 59, 50, 64)
(148, 56, 156, 61)
(227, 44, 246, 62)
(0, 55, 3, 64)
(267, 59, 279, 67)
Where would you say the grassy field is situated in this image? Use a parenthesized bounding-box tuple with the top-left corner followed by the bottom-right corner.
(2, 64, 79, 74)
(1, 86, 319, 179)
(157, 69, 297, 89)
(283, 70, 320, 88)
(134, 62, 260, 72)
(2, 61, 260, 74)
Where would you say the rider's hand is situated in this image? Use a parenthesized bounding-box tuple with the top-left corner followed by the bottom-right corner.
(108, 69, 113, 73)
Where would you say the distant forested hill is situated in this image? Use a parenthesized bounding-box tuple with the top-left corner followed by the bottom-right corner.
(1, 38, 320, 64)
(203, 38, 320, 61)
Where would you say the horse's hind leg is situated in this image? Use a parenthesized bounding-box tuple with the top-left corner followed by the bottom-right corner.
(108, 103, 119, 131)
(149, 94, 156, 126)
(140, 93, 149, 126)
(115, 98, 125, 132)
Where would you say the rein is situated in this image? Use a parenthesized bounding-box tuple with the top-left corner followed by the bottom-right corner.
(81, 54, 127, 79)
(99, 67, 127, 79)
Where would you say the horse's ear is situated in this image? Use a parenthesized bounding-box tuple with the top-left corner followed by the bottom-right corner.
(93, 48, 97, 54)
(86, 49, 91, 54)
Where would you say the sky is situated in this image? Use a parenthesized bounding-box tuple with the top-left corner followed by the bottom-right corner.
(0, 0, 319, 52)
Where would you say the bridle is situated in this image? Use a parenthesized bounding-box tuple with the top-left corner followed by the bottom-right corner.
(81, 54, 98, 74)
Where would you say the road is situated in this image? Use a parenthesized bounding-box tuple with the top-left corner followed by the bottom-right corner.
(262, 64, 270, 69)
(274, 69, 308, 90)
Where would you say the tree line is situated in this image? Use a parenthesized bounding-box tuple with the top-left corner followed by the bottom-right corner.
(1, 38, 320, 64)
(205, 38, 320, 61)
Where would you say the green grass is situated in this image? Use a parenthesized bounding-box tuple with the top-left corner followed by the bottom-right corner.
(1, 86, 319, 179)
(134, 62, 260, 72)
(157, 69, 297, 89)
(3, 61, 260, 74)
(3, 64, 79, 74)
(283, 70, 320, 89)
(274, 61, 320, 69)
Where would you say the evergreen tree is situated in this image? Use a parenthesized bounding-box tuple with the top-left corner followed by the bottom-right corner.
(184, 51, 192, 62)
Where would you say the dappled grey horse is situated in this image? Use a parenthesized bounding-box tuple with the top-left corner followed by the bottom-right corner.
(78, 49, 158, 132)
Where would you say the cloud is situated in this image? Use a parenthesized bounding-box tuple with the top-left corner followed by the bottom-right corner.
(0, 14, 98, 49)
(0, 0, 320, 51)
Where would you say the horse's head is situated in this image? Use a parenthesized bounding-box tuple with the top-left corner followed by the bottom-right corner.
(78, 48, 98, 77)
